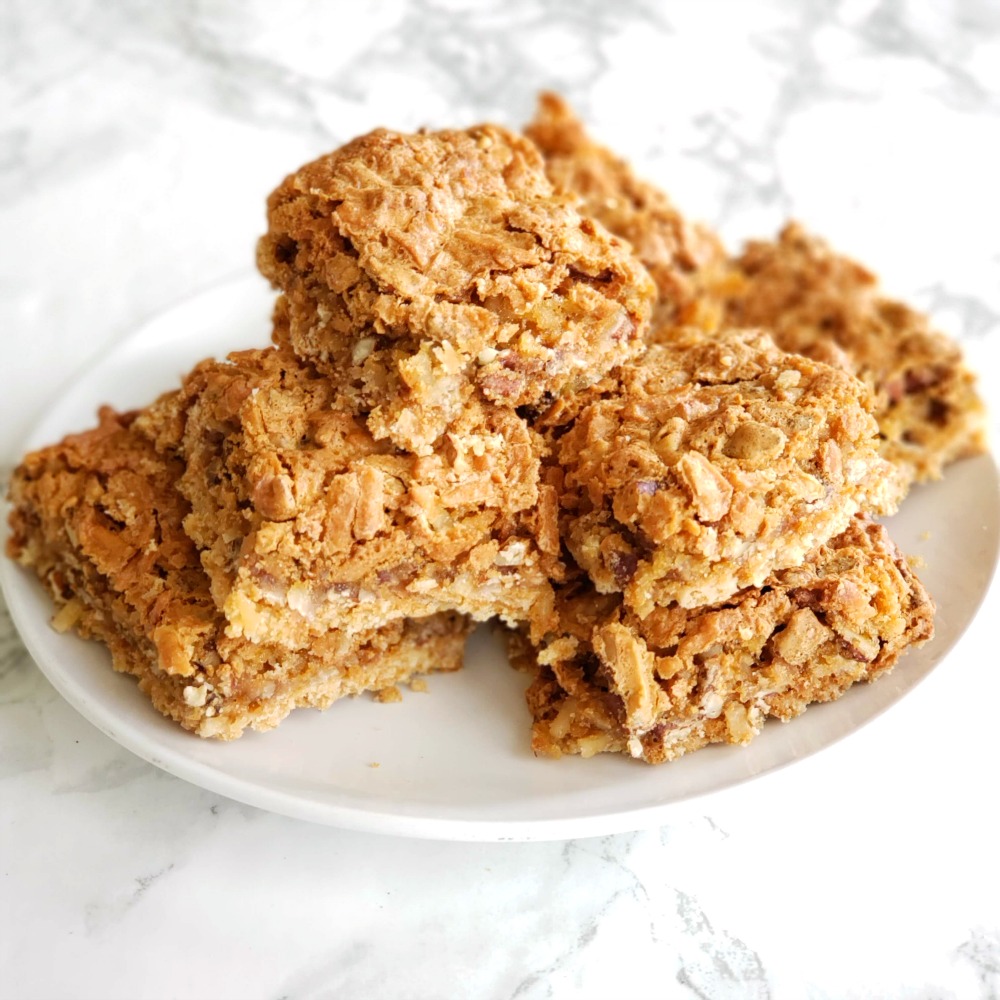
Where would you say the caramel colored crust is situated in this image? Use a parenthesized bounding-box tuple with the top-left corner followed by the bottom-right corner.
(524, 97, 984, 486)
(557, 327, 904, 614)
(137, 347, 557, 649)
(524, 92, 725, 328)
(3, 97, 961, 762)
(714, 222, 987, 483)
(519, 519, 934, 763)
(258, 122, 655, 454)
(6, 408, 471, 739)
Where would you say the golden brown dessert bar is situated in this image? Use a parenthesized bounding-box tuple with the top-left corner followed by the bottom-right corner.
(524, 97, 984, 486)
(515, 518, 933, 764)
(714, 223, 987, 483)
(524, 92, 725, 328)
(556, 327, 904, 615)
(3, 96, 969, 760)
(6, 407, 472, 739)
(258, 122, 655, 454)
(137, 347, 558, 650)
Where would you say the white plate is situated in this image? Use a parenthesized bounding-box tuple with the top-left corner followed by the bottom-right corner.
(3, 275, 998, 841)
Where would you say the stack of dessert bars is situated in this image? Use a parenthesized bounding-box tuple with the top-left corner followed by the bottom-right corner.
(7, 95, 983, 761)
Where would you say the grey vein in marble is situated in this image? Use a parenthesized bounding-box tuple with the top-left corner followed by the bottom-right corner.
(958, 929, 1000, 1000)
(918, 283, 1000, 341)
(84, 862, 176, 934)
(855, 0, 1000, 115)
(674, 890, 771, 1000)
(317, 0, 671, 124)
(693, 2, 860, 226)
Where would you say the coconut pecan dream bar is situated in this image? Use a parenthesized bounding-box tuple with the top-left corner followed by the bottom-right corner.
(136, 346, 558, 650)
(524, 94, 986, 490)
(515, 519, 933, 763)
(6, 95, 974, 760)
(6, 407, 471, 738)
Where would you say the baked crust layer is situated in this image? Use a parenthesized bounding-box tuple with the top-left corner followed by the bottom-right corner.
(517, 518, 934, 763)
(137, 347, 557, 648)
(6, 408, 471, 739)
(556, 327, 904, 614)
(258, 122, 656, 454)
(713, 223, 987, 483)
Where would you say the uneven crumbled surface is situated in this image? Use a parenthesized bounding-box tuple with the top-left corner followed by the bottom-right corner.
(524, 92, 726, 329)
(137, 347, 559, 649)
(557, 328, 905, 615)
(517, 518, 934, 763)
(6, 408, 471, 739)
(4, 99, 963, 757)
(258, 122, 656, 454)
(712, 222, 987, 483)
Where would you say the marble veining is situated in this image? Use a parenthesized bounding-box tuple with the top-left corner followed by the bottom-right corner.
(958, 930, 1000, 1000)
(2, 1, 999, 997)
(83, 862, 176, 935)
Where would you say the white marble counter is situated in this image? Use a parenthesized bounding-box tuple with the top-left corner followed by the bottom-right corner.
(3, 1, 1000, 996)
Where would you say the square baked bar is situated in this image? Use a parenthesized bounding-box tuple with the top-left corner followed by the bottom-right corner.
(258, 121, 655, 454)
(515, 518, 933, 764)
(6, 407, 471, 739)
(137, 347, 559, 650)
(715, 223, 986, 483)
(556, 327, 904, 614)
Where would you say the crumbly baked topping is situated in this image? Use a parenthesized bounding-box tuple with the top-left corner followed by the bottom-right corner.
(708, 222, 987, 483)
(137, 347, 556, 648)
(520, 518, 934, 763)
(528, 99, 985, 488)
(6, 409, 470, 738)
(558, 327, 904, 614)
(6, 95, 971, 759)
(258, 122, 656, 454)
(525, 92, 725, 328)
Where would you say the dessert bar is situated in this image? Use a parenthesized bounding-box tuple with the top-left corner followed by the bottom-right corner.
(7, 408, 471, 738)
(137, 347, 558, 648)
(556, 327, 904, 614)
(259, 122, 655, 454)
(517, 518, 933, 763)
